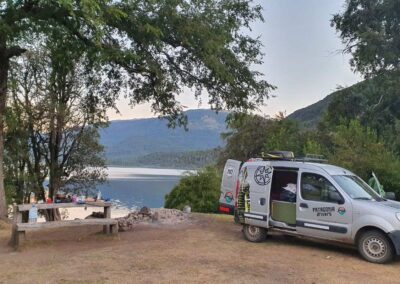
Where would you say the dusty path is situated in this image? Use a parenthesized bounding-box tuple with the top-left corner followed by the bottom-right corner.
(0, 214, 399, 284)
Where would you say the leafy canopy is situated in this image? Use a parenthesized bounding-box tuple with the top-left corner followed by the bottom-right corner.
(165, 166, 221, 213)
(328, 120, 400, 193)
(321, 72, 400, 155)
(6, 45, 109, 202)
(218, 112, 309, 167)
(218, 112, 400, 196)
(1, 0, 274, 124)
(332, 0, 400, 76)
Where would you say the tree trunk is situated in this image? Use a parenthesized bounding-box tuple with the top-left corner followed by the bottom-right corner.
(0, 46, 9, 219)
(47, 93, 62, 221)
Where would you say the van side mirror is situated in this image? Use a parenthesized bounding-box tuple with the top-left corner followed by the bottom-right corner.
(384, 192, 396, 200)
(329, 191, 344, 204)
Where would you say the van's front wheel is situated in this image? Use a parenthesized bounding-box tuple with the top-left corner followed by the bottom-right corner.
(243, 225, 267, 242)
(358, 230, 394, 264)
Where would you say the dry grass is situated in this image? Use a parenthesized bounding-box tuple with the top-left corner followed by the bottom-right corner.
(0, 220, 11, 239)
(0, 214, 399, 283)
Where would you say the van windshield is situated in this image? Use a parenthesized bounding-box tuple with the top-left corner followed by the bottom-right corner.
(333, 175, 383, 201)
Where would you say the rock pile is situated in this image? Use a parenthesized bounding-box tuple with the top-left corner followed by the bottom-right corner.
(116, 207, 189, 232)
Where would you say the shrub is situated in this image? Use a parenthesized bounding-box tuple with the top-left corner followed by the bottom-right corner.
(165, 166, 221, 213)
(329, 120, 400, 196)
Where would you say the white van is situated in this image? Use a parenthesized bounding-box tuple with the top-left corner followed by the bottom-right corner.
(219, 156, 400, 264)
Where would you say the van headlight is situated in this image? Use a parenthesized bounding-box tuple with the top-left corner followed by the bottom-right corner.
(396, 213, 400, 221)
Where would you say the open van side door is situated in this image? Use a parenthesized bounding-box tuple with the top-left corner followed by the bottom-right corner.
(243, 162, 273, 228)
(219, 159, 241, 214)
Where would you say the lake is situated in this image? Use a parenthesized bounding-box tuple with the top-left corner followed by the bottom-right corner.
(97, 167, 191, 210)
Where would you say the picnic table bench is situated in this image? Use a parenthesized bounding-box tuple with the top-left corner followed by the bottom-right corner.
(11, 202, 118, 247)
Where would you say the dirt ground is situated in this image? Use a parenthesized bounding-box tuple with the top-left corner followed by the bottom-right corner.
(0, 214, 399, 284)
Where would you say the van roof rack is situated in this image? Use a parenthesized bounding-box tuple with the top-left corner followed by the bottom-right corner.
(295, 154, 328, 163)
(262, 151, 295, 161)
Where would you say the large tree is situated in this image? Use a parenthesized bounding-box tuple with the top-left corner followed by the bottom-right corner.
(0, 0, 274, 218)
(218, 112, 311, 167)
(7, 44, 110, 206)
(218, 113, 270, 166)
(331, 0, 400, 156)
(332, 0, 400, 77)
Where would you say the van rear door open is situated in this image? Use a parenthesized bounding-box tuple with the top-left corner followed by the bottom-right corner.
(219, 159, 241, 214)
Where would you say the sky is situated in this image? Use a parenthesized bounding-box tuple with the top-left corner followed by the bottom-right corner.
(108, 0, 363, 121)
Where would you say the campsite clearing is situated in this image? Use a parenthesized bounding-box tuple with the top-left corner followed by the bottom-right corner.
(0, 214, 399, 283)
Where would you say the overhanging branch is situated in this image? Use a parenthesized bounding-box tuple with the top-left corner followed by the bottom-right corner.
(6, 46, 27, 59)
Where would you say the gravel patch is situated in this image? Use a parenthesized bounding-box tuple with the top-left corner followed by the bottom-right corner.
(116, 207, 190, 231)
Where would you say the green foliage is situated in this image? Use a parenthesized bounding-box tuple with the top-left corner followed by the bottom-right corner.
(1, 0, 274, 125)
(0, 0, 274, 214)
(328, 120, 400, 195)
(218, 113, 269, 166)
(329, 0, 400, 178)
(302, 139, 323, 156)
(263, 113, 304, 155)
(321, 72, 400, 156)
(64, 127, 108, 195)
(332, 0, 400, 76)
(219, 112, 400, 198)
(291, 71, 400, 158)
(165, 167, 221, 213)
(219, 112, 318, 166)
(5, 46, 108, 203)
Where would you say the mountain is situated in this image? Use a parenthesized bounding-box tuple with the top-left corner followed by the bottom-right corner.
(287, 92, 337, 128)
(109, 149, 222, 169)
(288, 80, 366, 128)
(100, 109, 228, 168)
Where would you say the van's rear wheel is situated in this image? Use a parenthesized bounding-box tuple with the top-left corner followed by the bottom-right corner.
(243, 225, 267, 242)
(358, 230, 394, 264)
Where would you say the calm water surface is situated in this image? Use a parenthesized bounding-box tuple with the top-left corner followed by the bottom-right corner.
(97, 167, 191, 210)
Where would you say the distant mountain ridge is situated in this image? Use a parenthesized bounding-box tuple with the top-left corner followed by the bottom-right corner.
(100, 109, 228, 168)
(288, 80, 366, 128)
(287, 92, 336, 128)
(108, 149, 222, 169)
(102, 80, 370, 168)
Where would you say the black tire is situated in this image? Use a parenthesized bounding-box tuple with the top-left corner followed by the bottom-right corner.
(243, 225, 267, 242)
(357, 230, 394, 264)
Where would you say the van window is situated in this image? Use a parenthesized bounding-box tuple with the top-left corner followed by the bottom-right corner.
(333, 175, 382, 201)
(271, 170, 298, 203)
(301, 173, 342, 203)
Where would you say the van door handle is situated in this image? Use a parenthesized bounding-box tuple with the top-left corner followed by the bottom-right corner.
(300, 203, 308, 209)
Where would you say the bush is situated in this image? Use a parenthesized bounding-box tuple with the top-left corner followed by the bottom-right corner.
(165, 166, 221, 213)
(329, 120, 400, 196)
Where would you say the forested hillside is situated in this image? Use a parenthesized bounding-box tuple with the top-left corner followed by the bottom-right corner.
(288, 80, 365, 128)
(287, 91, 338, 128)
(101, 109, 227, 168)
(108, 149, 221, 169)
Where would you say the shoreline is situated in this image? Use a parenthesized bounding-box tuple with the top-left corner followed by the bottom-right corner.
(106, 166, 194, 177)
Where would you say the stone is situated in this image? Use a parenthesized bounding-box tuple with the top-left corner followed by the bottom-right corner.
(116, 208, 189, 231)
(139, 206, 151, 216)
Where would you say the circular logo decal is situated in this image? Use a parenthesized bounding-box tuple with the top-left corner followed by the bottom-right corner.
(254, 166, 272, 186)
(338, 207, 346, 215)
(225, 192, 234, 203)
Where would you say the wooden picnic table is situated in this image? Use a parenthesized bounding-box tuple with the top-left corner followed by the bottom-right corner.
(11, 201, 118, 248)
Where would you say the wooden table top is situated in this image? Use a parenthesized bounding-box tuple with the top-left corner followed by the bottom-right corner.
(17, 201, 112, 211)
